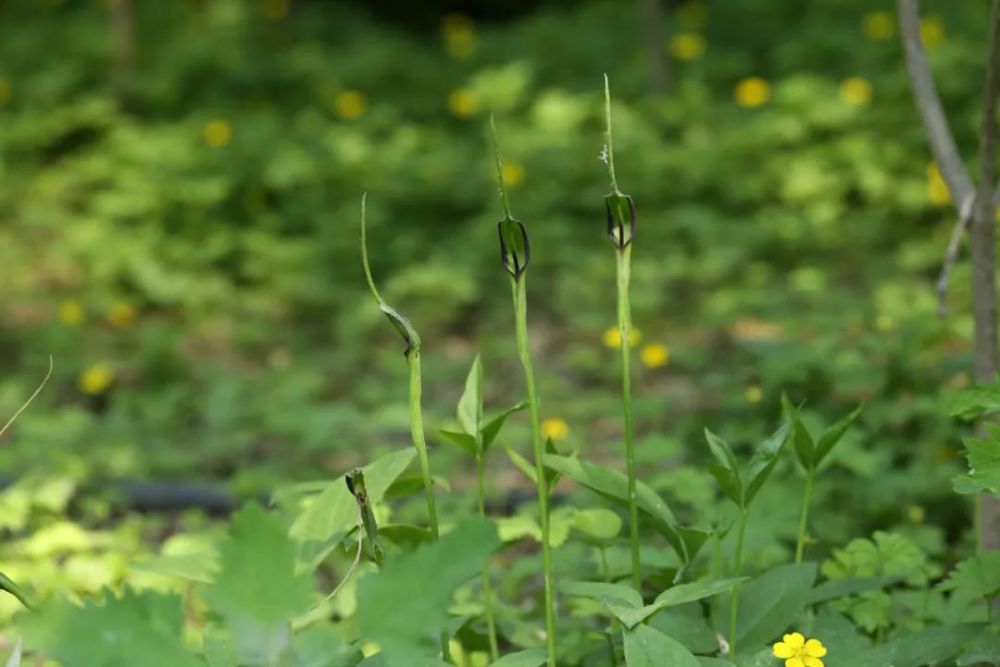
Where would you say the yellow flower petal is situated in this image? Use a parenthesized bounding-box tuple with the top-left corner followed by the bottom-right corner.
(804, 639, 827, 657)
(786, 658, 805, 667)
(783, 633, 805, 649)
(540, 418, 569, 441)
(640, 343, 670, 368)
(773, 642, 795, 659)
(803, 658, 824, 667)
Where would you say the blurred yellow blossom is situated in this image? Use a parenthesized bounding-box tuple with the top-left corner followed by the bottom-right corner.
(602, 326, 642, 349)
(106, 302, 135, 329)
(258, 0, 289, 20)
(907, 505, 925, 523)
(57, 300, 84, 327)
(863, 11, 895, 41)
(442, 14, 476, 59)
(772, 632, 826, 667)
(876, 313, 896, 333)
(927, 162, 950, 206)
(541, 417, 569, 441)
(745, 385, 763, 404)
(501, 162, 525, 188)
(669, 33, 706, 61)
(839, 77, 872, 106)
(0, 77, 11, 107)
(202, 119, 232, 147)
(921, 15, 945, 49)
(734, 77, 771, 108)
(334, 90, 367, 119)
(640, 343, 670, 368)
(79, 364, 113, 395)
(448, 88, 480, 118)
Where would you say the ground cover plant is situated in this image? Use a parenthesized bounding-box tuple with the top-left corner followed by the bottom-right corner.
(1, 0, 1000, 665)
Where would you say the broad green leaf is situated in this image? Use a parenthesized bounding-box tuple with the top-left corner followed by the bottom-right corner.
(704, 429, 740, 475)
(383, 474, 451, 501)
(697, 660, 735, 667)
(938, 552, 1000, 599)
(489, 649, 548, 666)
(706, 462, 741, 507)
(205, 504, 314, 664)
(804, 576, 896, 605)
(357, 517, 500, 662)
(838, 624, 985, 667)
(439, 430, 477, 456)
(21, 588, 202, 667)
(572, 508, 622, 540)
(814, 404, 863, 466)
(379, 524, 436, 548)
(733, 562, 817, 650)
(743, 423, 789, 506)
(130, 553, 218, 584)
(457, 354, 483, 437)
(623, 624, 700, 667)
(291, 622, 365, 667)
(481, 400, 528, 451)
(290, 449, 416, 542)
(958, 632, 1000, 665)
(560, 581, 644, 608)
(649, 609, 719, 654)
(650, 577, 746, 611)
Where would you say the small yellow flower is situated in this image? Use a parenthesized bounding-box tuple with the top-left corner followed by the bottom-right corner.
(640, 343, 670, 368)
(839, 77, 873, 107)
(927, 161, 950, 206)
(448, 88, 480, 118)
(669, 33, 706, 61)
(921, 15, 945, 49)
(0, 77, 11, 107)
(863, 11, 895, 41)
(258, 0, 289, 20)
(734, 77, 771, 108)
(772, 632, 827, 667)
(202, 119, 232, 148)
(334, 90, 367, 119)
(442, 13, 476, 59)
(541, 417, 569, 441)
(79, 364, 114, 396)
(106, 302, 135, 329)
(876, 313, 896, 333)
(602, 327, 642, 349)
(57, 300, 84, 327)
(745, 385, 764, 404)
(501, 162, 525, 188)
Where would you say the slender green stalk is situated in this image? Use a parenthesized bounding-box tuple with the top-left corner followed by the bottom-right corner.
(599, 547, 621, 667)
(794, 470, 815, 563)
(729, 508, 749, 657)
(605, 75, 641, 590)
(512, 276, 558, 667)
(476, 452, 500, 660)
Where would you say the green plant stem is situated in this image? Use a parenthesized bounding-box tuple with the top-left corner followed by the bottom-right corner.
(477, 453, 500, 661)
(511, 275, 557, 667)
(599, 547, 621, 667)
(406, 350, 449, 662)
(794, 470, 815, 563)
(729, 508, 749, 658)
(615, 247, 642, 591)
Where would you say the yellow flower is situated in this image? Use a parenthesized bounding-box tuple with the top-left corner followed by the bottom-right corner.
(258, 0, 289, 20)
(57, 300, 84, 327)
(734, 77, 771, 108)
(448, 88, 480, 118)
(640, 343, 670, 368)
(106, 302, 135, 328)
(921, 15, 945, 49)
(541, 417, 569, 441)
(501, 162, 525, 188)
(927, 161, 950, 206)
(79, 364, 114, 396)
(745, 385, 764, 404)
(0, 77, 11, 107)
(334, 90, 367, 119)
(772, 632, 826, 667)
(863, 11, 895, 41)
(669, 33, 706, 61)
(202, 119, 232, 148)
(839, 77, 872, 107)
(602, 327, 642, 349)
(442, 14, 476, 59)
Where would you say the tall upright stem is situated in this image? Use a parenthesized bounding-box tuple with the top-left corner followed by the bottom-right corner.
(729, 508, 749, 658)
(794, 471, 815, 563)
(512, 276, 557, 667)
(476, 453, 500, 660)
(615, 247, 641, 590)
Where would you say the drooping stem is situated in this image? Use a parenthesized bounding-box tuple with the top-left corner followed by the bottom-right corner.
(477, 453, 500, 661)
(794, 470, 815, 563)
(615, 247, 642, 590)
(511, 275, 557, 667)
(729, 508, 750, 658)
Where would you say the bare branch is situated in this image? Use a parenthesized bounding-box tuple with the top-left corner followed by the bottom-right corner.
(935, 205, 972, 316)
(898, 0, 975, 212)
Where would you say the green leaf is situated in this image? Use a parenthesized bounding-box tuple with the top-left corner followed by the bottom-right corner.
(649, 577, 746, 611)
(938, 552, 1000, 599)
(804, 576, 897, 605)
(481, 400, 528, 451)
(560, 581, 644, 608)
(623, 624, 700, 667)
(357, 517, 500, 662)
(290, 449, 416, 542)
(706, 463, 742, 507)
(958, 632, 1000, 665)
(838, 624, 985, 667)
(733, 562, 817, 650)
(504, 444, 538, 485)
(951, 380, 1000, 420)
(814, 404, 863, 466)
(743, 423, 789, 506)
(439, 430, 478, 456)
(0, 571, 34, 609)
(490, 649, 547, 667)
(130, 553, 218, 584)
(571, 508, 622, 540)
(954, 427, 1000, 497)
(205, 504, 314, 664)
(22, 588, 202, 667)
(457, 354, 483, 437)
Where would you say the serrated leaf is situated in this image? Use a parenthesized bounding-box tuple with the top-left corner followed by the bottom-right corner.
(938, 552, 1000, 599)
(623, 624, 700, 667)
(951, 380, 1000, 420)
(481, 400, 528, 451)
(814, 404, 863, 466)
(956, 428, 1000, 497)
(457, 354, 483, 437)
(205, 504, 314, 664)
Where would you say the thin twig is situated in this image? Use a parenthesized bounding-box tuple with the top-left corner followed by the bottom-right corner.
(935, 198, 974, 316)
(0, 356, 53, 441)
